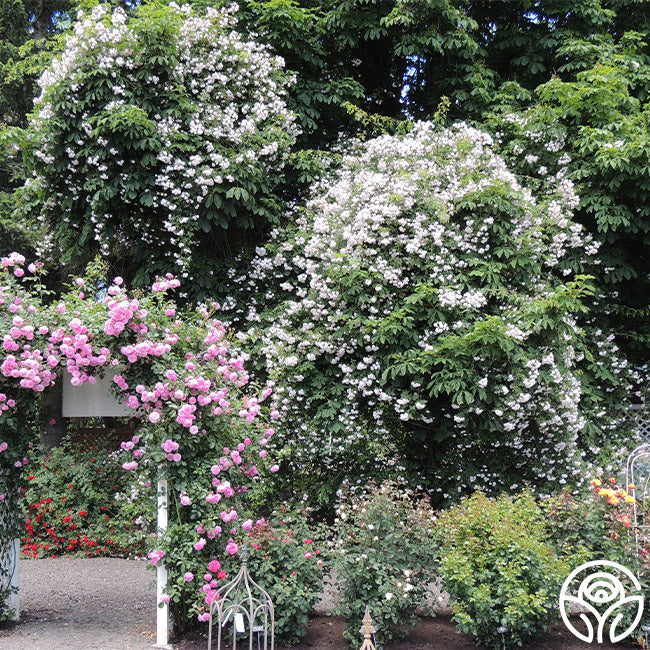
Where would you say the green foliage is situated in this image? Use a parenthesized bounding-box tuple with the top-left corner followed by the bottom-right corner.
(21, 438, 152, 558)
(436, 490, 571, 650)
(484, 29, 650, 361)
(333, 481, 437, 647)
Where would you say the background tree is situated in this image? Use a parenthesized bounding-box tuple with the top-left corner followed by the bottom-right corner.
(484, 32, 650, 362)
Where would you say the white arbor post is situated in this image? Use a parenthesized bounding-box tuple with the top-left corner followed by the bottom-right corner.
(0, 469, 21, 622)
(7, 538, 19, 620)
(154, 476, 171, 648)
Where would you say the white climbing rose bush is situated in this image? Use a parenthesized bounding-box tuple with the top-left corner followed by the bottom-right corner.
(225, 122, 637, 502)
(19, 2, 298, 292)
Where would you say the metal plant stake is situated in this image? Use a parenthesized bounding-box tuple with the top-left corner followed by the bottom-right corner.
(207, 547, 274, 650)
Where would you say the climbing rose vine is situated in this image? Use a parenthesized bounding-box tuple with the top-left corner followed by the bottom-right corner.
(0, 255, 280, 626)
(18, 2, 298, 291)
(224, 121, 638, 502)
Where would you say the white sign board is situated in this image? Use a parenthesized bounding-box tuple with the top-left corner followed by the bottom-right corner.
(61, 369, 131, 417)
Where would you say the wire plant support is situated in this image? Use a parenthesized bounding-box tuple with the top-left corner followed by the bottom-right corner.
(207, 545, 274, 650)
(626, 441, 650, 559)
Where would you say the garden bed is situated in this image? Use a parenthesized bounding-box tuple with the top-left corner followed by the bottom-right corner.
(174, 614, 638, 649)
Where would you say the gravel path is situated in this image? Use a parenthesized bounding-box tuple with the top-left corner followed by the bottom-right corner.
(0, 558, 447, 649)
(0, 558, 157, 649)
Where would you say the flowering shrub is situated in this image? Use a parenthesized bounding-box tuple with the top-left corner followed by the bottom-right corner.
(436, 490, 571, 649)
(225, 121, 638, 503)
(332, 480, 437, 647)
(17, 3, 298, 293)
(21, 439, 152, 558)
(0, 255, 279, 628)
(544, 478, 644, 573)
(183, 507, 326, 645)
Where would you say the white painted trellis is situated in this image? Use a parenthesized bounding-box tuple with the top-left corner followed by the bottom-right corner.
(626, 401, 650, 560)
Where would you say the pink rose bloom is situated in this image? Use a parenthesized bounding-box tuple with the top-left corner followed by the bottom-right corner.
(148, 550, 165, 567)
(208, 560, 221, 573)
(160, 594, 170, 603)
(184, 572, 194, 582)
(225, 541, 239, 555)
(205, 590, 219, 606)
(242, 519, 253, 531)
(194, 538, 206, 551)
(270, 464, 279, 473)
(180, 494, 191, 506)
(161, 439, 179, 453)
(198, 612, 210, 622)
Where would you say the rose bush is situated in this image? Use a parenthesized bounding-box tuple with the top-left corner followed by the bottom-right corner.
(15, 2, 298, 296)
(332, 480, 437, 647)
(0, 254, 280, 629)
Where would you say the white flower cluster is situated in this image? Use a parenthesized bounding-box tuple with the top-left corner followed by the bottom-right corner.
(28, 3, 298, 277)
(229, 122, 635, 498)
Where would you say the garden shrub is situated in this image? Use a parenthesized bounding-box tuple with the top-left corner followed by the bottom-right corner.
(544, 478, 639, 564)
(21, 437, 152, 558)
(436, 490, 570, 649)
(333, 480, 437, 647)
(225, 121, 639, 505)
(218, 507, 327, 645)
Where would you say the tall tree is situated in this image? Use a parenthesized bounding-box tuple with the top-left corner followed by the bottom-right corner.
(14, 3, 298, 299)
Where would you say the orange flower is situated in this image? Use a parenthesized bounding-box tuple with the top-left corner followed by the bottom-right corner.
(607, 496, 620, 506)
(629, 484, 636, 490)
(624, 495, 637, 505)
(591, 479, 602, 487)
(609, 477, 617, 484)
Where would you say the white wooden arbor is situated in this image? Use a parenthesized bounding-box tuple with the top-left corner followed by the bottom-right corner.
(2, 371, 172, 648)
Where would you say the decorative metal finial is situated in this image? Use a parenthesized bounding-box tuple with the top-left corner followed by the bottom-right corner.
(358, 606, 377, 650)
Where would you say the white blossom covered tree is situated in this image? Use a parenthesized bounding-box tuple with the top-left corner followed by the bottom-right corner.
(226, 122, 638, 502)
(17, 2, 298, 297)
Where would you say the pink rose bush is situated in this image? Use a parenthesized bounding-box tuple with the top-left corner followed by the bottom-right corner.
(0, 256, 280, 628)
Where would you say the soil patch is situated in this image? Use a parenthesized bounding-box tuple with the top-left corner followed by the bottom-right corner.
(174, 614, 639, 649)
